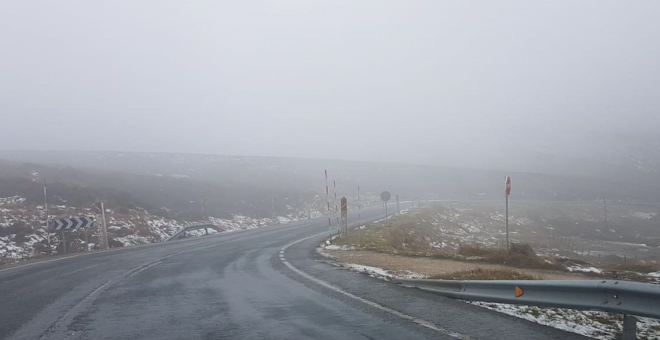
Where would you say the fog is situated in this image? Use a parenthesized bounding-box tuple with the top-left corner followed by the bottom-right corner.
(1, 1, 659, 171)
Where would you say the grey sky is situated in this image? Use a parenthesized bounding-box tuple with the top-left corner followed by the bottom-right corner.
(1, 1, 659, 168)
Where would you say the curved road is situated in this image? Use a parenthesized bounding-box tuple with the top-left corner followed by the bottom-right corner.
(0, 209, 590, 340)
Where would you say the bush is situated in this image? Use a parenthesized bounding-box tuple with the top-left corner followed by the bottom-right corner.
(458, 242, 562, 270)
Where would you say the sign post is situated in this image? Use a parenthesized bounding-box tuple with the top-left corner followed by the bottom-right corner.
(505, 176, 512, 253)
(380, 191, 391, 218)
(95, 202, 109, 249)
(61, 230, 66, 255)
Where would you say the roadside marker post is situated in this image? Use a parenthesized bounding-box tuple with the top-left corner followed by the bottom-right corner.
(505, 176, 511, 253)
(341, 197, 348, 237)
(43, 178, 51, 255)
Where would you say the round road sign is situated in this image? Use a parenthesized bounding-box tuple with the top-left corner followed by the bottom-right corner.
(380, 191, 391, 202)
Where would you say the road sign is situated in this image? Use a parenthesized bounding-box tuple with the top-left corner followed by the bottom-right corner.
(380, 191, 391, 202)
(505, 176, 512, 196)
(50, 217, 95, 231)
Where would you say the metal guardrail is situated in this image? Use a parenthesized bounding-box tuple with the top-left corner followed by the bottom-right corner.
(396, 279, 660, 340)
(167, 224, 219, 241)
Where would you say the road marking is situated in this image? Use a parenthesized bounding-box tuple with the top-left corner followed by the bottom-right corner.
(280, 232, 475, 340)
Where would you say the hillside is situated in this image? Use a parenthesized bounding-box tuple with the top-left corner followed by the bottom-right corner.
(2, 150, 659, 266)
(1, 150, 658, 202)
(0, 193, 322, 265)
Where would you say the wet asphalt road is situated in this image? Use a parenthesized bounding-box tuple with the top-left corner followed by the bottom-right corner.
(0, 209, 592, 340)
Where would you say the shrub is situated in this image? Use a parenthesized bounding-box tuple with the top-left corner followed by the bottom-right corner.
(458, 242, 562, 270)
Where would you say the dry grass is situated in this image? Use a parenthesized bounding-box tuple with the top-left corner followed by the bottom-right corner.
(335, 212, 564, 271)
(333, 214, 454, 257)
(429, 268, 539, 280)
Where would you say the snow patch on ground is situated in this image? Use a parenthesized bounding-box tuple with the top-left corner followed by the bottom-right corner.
(467, 301, 660, 340)
(342, 263, 392, 278)
(324, 244, 355, 251)
(630, 212, 657, 220)
(567, 265, 604, 274)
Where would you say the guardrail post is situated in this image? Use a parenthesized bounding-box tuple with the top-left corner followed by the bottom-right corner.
(622, 314, 637, 340)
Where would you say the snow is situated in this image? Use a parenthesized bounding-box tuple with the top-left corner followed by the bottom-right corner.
(324, 244, 355, 250)
(342, 263, 392, 278)
(630, 212, 657, 220)
(468, 301, 660, 340)
(567, 265, 603, 274)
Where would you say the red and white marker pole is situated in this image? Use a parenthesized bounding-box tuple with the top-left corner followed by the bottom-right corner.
(505, 176, 512, 253)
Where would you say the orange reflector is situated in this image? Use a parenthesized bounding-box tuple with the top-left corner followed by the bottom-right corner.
(515, 286, 524, 298)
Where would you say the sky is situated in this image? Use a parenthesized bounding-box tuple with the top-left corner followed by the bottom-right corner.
(1, 1, 659, 169)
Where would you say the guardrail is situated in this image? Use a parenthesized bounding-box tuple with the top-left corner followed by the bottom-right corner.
(167, 224, 219, 241)
(396, 279, 660, 340)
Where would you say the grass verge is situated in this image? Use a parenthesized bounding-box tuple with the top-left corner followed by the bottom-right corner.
(429, 268, 539, 280)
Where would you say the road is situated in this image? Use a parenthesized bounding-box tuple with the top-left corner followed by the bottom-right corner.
(0, 208, 591, 340)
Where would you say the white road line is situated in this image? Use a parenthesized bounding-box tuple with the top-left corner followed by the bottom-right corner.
(280, 231, 475, 340)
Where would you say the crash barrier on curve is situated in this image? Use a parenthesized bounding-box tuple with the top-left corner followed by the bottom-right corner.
(396, 279, 660, 340)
